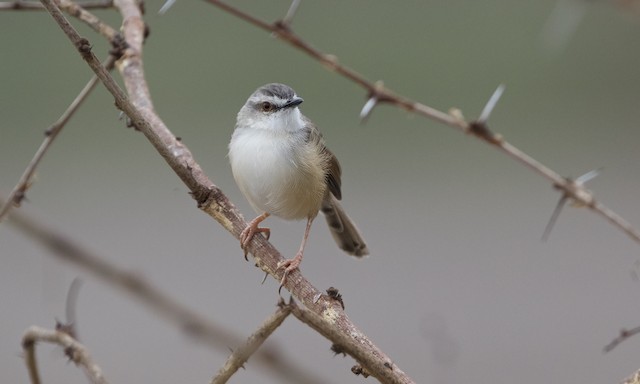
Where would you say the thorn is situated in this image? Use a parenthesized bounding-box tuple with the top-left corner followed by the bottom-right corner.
(542, 194, 568, 242)
(159, 0, 176, 14)
(359, 96, 378, 124)
(575, 167, 602, 185)
(539, 0, 588, 54)
(281, 0, 302, 27)
(65, 278, 83, 334)
(478, 84, 505, 123)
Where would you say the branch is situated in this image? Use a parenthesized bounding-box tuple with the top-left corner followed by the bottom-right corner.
(57, 0, 120, 42)
(0, 0, 112, 10)
(621, 369, 640, 384)
(22, 325, 108, 384)
(5, 201, 330, 384)
(0, 55, 115, 223)
(204, 0, 640, 246)
(604, 326, 640, 353)
(289, 299, 398, 380)
(38, 1, 415, 382)
(210, 301, 291, 384)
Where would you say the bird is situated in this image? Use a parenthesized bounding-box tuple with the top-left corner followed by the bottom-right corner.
(228, 83, 368, 286)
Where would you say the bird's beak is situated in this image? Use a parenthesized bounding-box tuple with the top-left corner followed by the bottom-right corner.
(283, 97, 304, 109)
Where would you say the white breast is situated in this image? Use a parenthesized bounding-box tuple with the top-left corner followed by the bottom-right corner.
(229, 125, 327, 220)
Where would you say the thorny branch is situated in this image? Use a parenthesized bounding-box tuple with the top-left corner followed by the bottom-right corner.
(5, 199, 330, 384)
(210, 300, 292, 384)
(0, 56, 116, 223)
(12, 0, 638, 383)
(0, 0, 112, 9)
(204, 0, 640, 245)
(35, 1, 415, 383)
(22, 326, 108, 384)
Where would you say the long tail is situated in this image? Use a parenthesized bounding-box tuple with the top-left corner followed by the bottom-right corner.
(321, 195, 369, 257)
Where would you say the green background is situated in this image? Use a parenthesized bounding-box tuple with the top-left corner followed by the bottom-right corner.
(2, 1, 640, 383)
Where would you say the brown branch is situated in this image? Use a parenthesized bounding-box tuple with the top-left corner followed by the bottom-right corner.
(210, 301, 292, 384)
(38, 1, 415, 382)
(204, 0, 640, 246)
(289, 300, 401, 382)
(22, 326, 108, 384)
(0, 0, 112, 10)
(0, 55, 115, 223)
(5, 201, 330, 384)
(57, 0, 119, 42)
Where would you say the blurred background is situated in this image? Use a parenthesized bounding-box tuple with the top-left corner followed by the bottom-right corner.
(2, 1, 640, 383)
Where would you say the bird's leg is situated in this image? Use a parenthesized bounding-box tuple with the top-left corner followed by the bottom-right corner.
(277, 216, 315, 288)
(240, 212, 271, 260)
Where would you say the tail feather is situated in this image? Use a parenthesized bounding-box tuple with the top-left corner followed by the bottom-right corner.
(321, 195, 369, 257)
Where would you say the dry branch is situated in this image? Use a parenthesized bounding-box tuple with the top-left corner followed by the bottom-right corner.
(6, 201, 330, 384)
(204, 0, 640, 246)
(0, 0, 112, 10)
(210, 301, 292, 384)
(0, 56, 115, 223)
(36, 0, 415, 382)
(22, 326, 108, 384)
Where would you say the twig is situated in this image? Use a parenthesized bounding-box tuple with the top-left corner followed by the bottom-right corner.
(39, 1, 415, 382)
(5, 199, 331, 384)
(210, 301, 292, 384)
(57, 0, 120, 41)
(22, 325, 108, 384)
(0, 55, 115, 223)
(204, 0, 640, 246)
(604, 326, 640, 353)
(0, 0, 112, 10)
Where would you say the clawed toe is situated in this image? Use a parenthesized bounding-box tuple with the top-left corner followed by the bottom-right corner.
(276, 254, 303, 292)
(239, 216, 271, 261)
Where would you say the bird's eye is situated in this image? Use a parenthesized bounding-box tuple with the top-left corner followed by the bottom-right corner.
(260, 102, 275, 112)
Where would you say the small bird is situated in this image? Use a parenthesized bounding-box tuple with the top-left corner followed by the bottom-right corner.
(228, 83, 368, 285)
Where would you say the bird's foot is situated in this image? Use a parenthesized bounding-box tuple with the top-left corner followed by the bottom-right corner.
(240, 216, 270, 261)
(276, 253, 303, 293)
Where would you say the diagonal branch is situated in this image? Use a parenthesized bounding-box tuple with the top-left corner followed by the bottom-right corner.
(0, 55, 116, 223)
(38, 1, 415, 382)
(0, 0, 112, 10)
(22, 326, 108, 384)
(210, 301, 292, 384)
(204, 0, 640, 246)
(6, 200, 330, 384)
(57, 0, 120, 41)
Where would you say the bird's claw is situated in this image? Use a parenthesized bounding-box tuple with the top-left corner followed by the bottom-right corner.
(276, 254, 303, 294)
(239, 223, 270, 261)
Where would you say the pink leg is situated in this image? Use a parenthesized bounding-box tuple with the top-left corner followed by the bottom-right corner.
(277, 216, 315, 287)
(240, 212, 271, 260)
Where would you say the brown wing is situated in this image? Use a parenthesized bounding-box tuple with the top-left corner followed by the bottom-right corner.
(304, 116, 343, 200)
(323, 146, 342, 200)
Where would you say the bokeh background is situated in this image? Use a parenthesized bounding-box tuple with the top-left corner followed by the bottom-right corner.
(2, 1, 640, 383)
